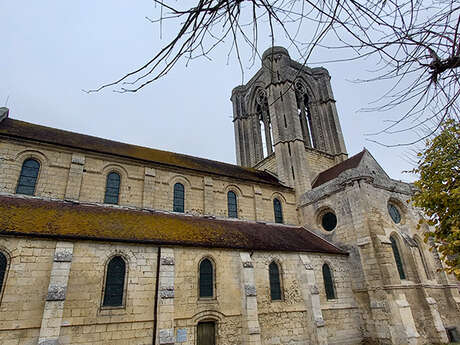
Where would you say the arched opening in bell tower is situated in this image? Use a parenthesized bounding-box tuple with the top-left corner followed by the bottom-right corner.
(256, 89, 274, 158)
(295, 80, 316, 149)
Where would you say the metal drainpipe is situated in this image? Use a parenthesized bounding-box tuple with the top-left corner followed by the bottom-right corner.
(153, 246, 161, 345)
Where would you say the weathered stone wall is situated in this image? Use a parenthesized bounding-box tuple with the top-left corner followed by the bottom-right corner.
(305, 148, 337, 181)
(299, 172, 460, 345)
(0, 238, 55, 345)
(0, 236, 365, 345)
(59, 242, 157, 345)
(0, 138, 297, 225)
(253, 153, 277, 175)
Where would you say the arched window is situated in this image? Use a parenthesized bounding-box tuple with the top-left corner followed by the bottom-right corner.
(0, 252, 8, 297)
(322, 263, 336, 300)
(273, 198, 283, 223)
(199, 258, 214, 298)
(269, 261, 282, 300)
(390, 236, 406, 280)
(102, 256, 126, 307)
(227, 191, 238, 218)
(104, 172, 121, 204)
(173, 182, 185, 213)
(16, 158, 40, 195)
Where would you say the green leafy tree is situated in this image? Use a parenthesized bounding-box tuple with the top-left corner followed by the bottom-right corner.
(412, 120, 460, 279)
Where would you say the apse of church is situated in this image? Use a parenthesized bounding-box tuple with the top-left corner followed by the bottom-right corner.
(0, 47, 459, 345)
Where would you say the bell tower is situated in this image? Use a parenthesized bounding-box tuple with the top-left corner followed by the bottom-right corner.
(231, 47, 347, 196)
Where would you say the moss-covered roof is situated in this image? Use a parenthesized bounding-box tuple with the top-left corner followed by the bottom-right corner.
(0, 195, 345, 254)
(0, 118, 286, 187)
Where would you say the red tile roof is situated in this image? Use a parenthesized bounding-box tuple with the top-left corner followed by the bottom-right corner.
(312, 150, 366, 188)
(0, 195, 345, 255)
(0, 118, 287, 187)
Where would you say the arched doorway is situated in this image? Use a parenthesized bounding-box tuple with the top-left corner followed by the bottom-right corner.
(197, 321, 216, 345)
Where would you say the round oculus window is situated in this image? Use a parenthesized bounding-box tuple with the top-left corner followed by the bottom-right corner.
(321, 212, 337, 231)
(388, 203, 401, 224)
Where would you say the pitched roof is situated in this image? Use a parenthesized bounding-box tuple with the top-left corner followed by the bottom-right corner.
(0, 118, 286, 187)
(0, 195, 345, 255)
(312, 150, 366, 188)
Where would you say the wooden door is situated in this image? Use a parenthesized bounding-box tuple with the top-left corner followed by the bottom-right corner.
(197, 321, 215, 345)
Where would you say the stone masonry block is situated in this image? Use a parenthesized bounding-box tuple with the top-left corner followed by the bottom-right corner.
(46, 285, 67, 301)
(145, 167, 156, 177)
(242, 261, 254, 268)
(160, 286, 175, 299)
(159, 328, 175, 344)
(71, 154, 85, 165)
(245, 284, 257, 297)
(54, 249, 73, 262)
(161, 257, 175, 266)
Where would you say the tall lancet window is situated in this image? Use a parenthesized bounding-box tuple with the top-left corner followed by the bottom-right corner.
(256, 89, 273, 157)
(295, 80, 316, 148)
(390, 236, 406, 280)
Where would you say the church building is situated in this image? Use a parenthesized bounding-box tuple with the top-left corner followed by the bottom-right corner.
(0, 47, 459, 345)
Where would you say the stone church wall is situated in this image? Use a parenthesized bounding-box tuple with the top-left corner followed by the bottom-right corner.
(299, 176, 460, 344)
(0, 236, 363, 345)
(59, 242, 157, 345)
(0, 138, 298, 225)
(0, 237, 55, 345)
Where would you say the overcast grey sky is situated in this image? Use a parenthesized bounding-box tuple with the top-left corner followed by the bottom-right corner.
(1, 1, 418, 182)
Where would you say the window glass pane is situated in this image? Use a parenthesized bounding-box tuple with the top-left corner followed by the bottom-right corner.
(227, 191, 238, 218)
(322, 264, 336, 299)
(322, 212, 337, 231)
(0, 252, 7, 294)
(390, 237, 406, 279)
(388, 204, 401, 224)
(16, 159, 40, 195)
(273, 198, 283, 223)
(199, 259, 213, 298)
(173, 183, 185, 213)
(103, 256, 126, 307)
(269, 262, 281, 300)
(104, 172, 121, 204)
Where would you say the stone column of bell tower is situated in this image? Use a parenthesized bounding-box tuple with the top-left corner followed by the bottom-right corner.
(263, 47, 313, 196)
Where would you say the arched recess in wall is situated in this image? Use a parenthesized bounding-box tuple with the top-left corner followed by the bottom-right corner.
(389, 234, 406, 280)
(271, 193, 286, 225)
(0, 248, 10, 304)
(224, 185, 243, 219)
(169, 175, 192, 213)
(413, 235, 432, 280)
(14, 150, 49, 196)
(104, 171, 121, 205)
(101, 164, 129, 205)
(268, 260, 283, 301)
(16, 158, 41, 196)
(198, 257, 216, 299)
(253, 87, 273, 158)
(322, 262, 336, 300)
(101, 254, 128, 308)
(294, 78, 317, 149)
